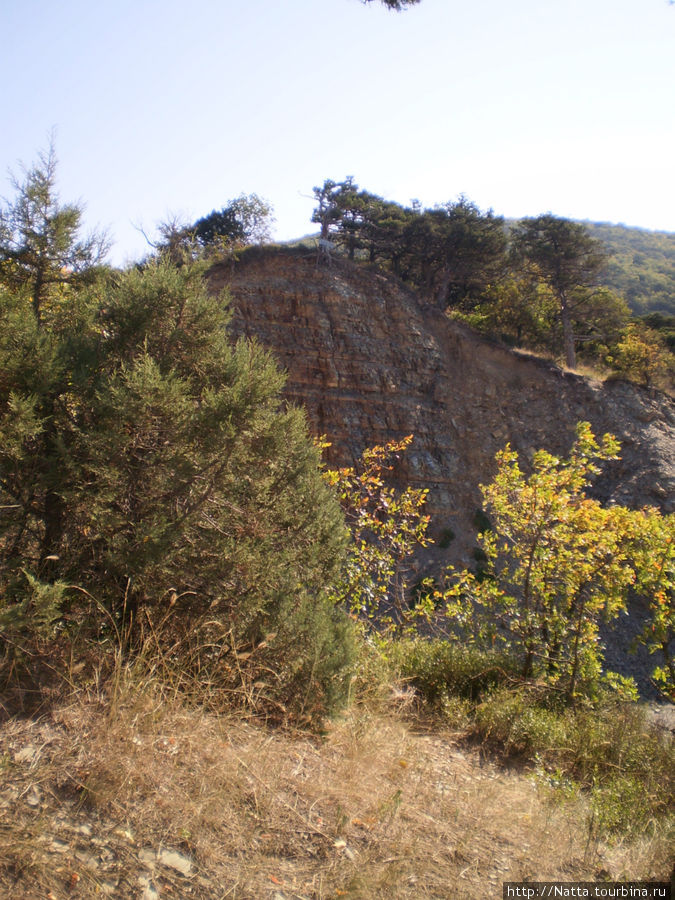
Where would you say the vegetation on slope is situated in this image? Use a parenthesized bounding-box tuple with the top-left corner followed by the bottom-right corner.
(310, 178, 674, 389)
(1, 669, 671, 899)
(0, 149, 356, 722)
(586, 222, 675, 317)
(0, 151, 673, 897)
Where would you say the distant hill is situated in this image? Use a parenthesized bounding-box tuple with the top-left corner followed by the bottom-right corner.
(584, 222, 675, 316)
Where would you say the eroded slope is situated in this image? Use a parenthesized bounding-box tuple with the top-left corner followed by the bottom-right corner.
(212, 248, 674, 566)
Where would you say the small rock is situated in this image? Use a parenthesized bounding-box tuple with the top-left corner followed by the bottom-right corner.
(113, 826, 134, 843)
(158, 847, 193, 876)
(74, 850, 98, 868)
(138, 848, 156, 867)
(14, 744, 37, 764)
(49, 839, 70, 854)
(333, 839, 356, 861)
(25, 785, 41, 807)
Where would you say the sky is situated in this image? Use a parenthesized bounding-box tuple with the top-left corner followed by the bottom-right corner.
(2, 0, 674, 265)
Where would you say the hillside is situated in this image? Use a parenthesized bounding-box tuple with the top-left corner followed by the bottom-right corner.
(210, 246, 675, 695)
(1, 246, 673, 900)
(2, 682, 671, 899)
(585, 222, 675, 317)
(212, 246, 674, 560)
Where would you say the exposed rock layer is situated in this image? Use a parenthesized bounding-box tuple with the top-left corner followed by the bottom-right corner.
(211, 247, 674, 567)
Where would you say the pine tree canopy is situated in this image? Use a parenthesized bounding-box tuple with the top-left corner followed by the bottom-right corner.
(0, 152, 356, 717)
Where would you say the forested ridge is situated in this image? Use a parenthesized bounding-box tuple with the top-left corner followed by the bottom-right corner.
(302, 178, 675, 387)
(587, 221, 675, 316)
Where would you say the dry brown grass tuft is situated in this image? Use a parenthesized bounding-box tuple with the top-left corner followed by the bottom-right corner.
(0, 669, 671, 899)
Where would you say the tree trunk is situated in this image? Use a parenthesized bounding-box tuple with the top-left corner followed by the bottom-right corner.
(560, 292, 577, 369)
(39, 398, 64, 577)
(566, 596, 587, 700)
(435, 268, 452, 309)
(32, 267, 45, 325)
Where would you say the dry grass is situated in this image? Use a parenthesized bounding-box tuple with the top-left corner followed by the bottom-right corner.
(0, 669, 671, 899)
(509, 346, 608, 382)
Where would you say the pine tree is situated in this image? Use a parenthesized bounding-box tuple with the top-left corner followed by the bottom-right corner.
(0, 143, 108, 324)
(363, 0, 421, 8)
(513, 215, 607, 369)
(0, 154, 355, 717)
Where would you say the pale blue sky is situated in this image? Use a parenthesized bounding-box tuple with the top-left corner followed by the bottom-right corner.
(2, 0, 674, 264)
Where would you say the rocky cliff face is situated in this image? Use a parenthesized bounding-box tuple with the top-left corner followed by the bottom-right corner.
(211, 247, 674, 570)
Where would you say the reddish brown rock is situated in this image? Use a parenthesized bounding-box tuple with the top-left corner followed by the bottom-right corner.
(210, 247, 675, 566)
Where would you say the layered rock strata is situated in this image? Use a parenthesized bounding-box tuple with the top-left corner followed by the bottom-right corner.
(211, 247, 674, 568)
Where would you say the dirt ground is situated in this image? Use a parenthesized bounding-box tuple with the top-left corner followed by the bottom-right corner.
(1, 689, 671, 899)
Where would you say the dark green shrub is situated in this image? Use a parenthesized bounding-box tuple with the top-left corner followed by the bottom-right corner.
(257, 593, 360, 719)
(437, 527, 455, 549)
(590, 774, 659, 836)
(474, 688, 567, 755)
(0, 155, 355, 720)
(386, 638, 519, 704)
(472, 508, 492, 534)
